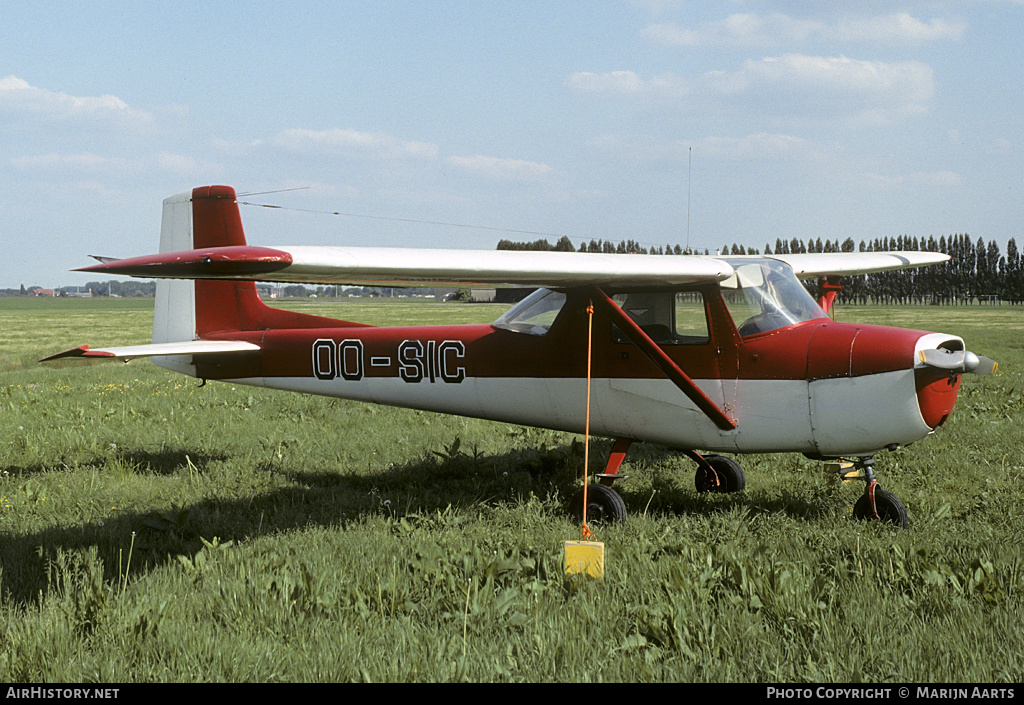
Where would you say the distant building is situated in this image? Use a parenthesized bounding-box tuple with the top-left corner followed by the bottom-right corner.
(494, 288, 534, 304)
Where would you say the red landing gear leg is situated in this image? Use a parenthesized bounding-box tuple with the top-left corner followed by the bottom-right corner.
(597, 437, 632, 487)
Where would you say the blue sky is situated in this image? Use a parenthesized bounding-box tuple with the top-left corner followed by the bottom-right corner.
(2, 1, 1022, 288)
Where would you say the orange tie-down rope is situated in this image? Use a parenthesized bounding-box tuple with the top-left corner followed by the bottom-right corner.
(581, 301, 597, 542)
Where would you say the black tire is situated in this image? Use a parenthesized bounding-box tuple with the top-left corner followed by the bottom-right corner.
(853, 489, 908, 528)
(694, 454, 746, 493)
(569, 484, 627, 524)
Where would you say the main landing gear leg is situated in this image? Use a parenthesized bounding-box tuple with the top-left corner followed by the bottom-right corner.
(596, 437, 631, 487)
(569, 438, 630, 524)
(851, 457, 908, 528)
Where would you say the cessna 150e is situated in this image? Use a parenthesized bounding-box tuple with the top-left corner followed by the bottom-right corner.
(45, 186, 996, 528)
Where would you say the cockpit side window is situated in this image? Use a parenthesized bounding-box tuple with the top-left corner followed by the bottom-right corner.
(611, 291, 710, 345)
(492, 288, 566, 336)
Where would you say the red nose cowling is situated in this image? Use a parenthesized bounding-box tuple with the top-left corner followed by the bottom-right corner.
(915, 367, 961, 429)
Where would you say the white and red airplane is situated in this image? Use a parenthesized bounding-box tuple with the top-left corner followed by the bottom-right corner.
(46, 185, 996, 528)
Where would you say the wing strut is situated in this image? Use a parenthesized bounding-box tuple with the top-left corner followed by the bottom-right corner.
(587, 285, 737, 431)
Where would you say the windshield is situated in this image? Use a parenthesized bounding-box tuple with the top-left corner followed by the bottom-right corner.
(492, 288, 566, 336)
(720, 258, 827, 336)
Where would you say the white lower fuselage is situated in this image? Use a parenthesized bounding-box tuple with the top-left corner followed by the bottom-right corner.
(232, 371, 928, 457)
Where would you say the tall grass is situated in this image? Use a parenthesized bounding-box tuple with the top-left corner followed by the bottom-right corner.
(1, 297, 1022, 681)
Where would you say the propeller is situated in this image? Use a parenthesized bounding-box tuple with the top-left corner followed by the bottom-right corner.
(918, 348, 998, 375)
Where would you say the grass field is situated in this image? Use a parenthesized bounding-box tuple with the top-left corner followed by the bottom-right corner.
(1, 296, 1022, 682)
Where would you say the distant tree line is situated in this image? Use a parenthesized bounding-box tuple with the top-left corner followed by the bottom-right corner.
(497, 233, 1023, 305)
(79, 281, 158, 297)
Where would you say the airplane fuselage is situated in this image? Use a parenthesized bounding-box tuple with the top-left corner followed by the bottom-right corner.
(161, 284, 962, 458)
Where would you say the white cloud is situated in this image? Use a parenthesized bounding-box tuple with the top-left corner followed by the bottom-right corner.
(699, 133, 813, 159)
(567, 70, 646, 95)
(828, 13, 966, 45)
(641, 12, 964, 48)
(12, 150, 221, 178)
(858, 170, 963, 189)
(630, 0, 684, 15)
(566, 70, 689, 100)
(738, 53, 930, 95)
(910, 170, 963, 186)
(641, 13, 821, 47)
(708, 54, 935, 125)
(283, 180, 360, 199)
(274, 128, 438, 160)
(570, 55, 934, 126)
(154, 151, 222, 177)
(11, 153, 129, 172)
(987, 138, 1014, 155)
(860, 172, 905, 189)
(64, 181, 123, 198)
(0, 75, 151, 125)
(210, 137, 263, 157)
(447, 154, 553, 180)
(585, 132, 816, 165)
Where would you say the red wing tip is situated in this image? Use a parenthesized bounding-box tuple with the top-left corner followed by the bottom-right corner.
(40, 345, 115, 362)
(40, 345, 89, 362)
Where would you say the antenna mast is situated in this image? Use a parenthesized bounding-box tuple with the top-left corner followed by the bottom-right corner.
(686, 147, 692, 253)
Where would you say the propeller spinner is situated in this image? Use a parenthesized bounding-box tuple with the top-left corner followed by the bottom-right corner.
(918, 347, 998, 375)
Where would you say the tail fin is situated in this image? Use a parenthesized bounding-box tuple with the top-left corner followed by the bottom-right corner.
(154, 185, 271, 342)
(153, 186, 365, 345)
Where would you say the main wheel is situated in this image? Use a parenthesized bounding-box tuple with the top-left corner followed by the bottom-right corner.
(694, 454, 746, 493)
(569, 484, 627, 524)
(853, 489, 908, 528)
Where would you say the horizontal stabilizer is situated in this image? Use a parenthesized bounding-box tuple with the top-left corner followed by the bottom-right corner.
(41, 340, 260, 363)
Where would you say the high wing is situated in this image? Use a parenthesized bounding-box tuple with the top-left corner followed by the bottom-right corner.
(76, 246, 947, 288)
(748, 251, 950, 278)
(77, 245, 735, 288)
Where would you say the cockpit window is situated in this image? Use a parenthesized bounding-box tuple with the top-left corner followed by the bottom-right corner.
(611, 291, 709, 345)
(492, 288, 566, 336)
(720, 258, 827, 337)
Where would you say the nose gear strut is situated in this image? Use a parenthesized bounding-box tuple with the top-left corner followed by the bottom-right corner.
(850, 457, 908, 528)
